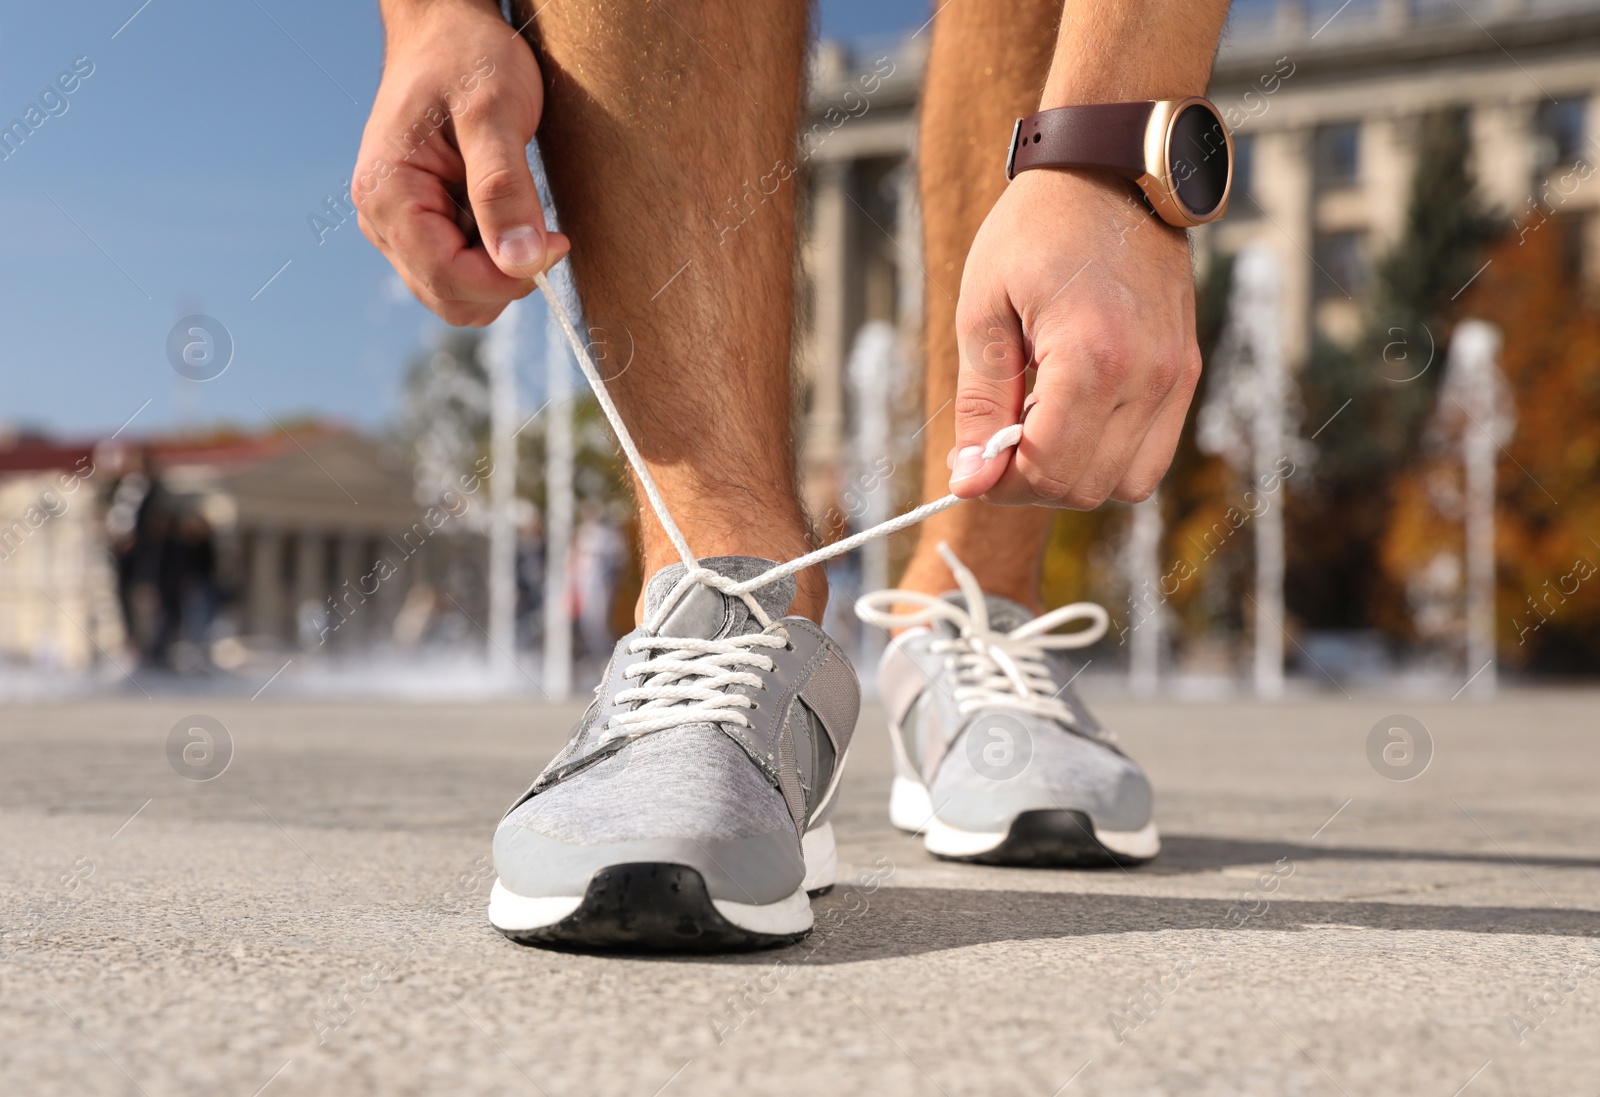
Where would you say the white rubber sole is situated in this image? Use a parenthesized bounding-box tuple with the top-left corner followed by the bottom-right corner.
(487, 886, 583, 933)
(800, 821, 838, 892)
(487, 822, 837, 938)
(889, 775, 1161, 861)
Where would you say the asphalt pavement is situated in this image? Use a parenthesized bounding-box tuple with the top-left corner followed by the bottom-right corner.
(3, 691, 1598, 1096)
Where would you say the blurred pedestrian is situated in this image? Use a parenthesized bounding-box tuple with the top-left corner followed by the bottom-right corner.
(569, 500, 623, 660)
(107, 447, 170, 667)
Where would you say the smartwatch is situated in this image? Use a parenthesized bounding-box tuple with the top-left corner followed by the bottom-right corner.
(1005, 97, 1233, 228)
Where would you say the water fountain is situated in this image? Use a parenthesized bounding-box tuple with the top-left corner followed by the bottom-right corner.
(542, 303, 575, 701)
(1198, 246, 1298, 698)
(1436, 319, 1510, 698)
(1124, 493, 1163, 696)
(846, 320, 897, 673)
(483, 301, 522, 680)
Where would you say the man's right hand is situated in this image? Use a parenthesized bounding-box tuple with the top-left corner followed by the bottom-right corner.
(354, 0, 568, 327)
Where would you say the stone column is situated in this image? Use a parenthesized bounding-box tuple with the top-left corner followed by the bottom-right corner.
(804, 158, 851, 517)
(1471, 99, 1535, 216)
(1366, 113, 1417, 251)
(248, 528, 284, 643)
(292, 532, 325, 647)
(373, 533, 407, 647)
(894, 148, 923, 357)
(1274, 0, 1308, 38)
(333, 532, 370, 647)
(1256, 128, 1313, 368)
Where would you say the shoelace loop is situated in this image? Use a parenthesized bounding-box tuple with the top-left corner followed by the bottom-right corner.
(855, 544, 1109, 724)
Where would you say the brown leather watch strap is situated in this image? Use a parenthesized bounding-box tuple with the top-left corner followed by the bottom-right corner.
(1007, 102, 1154, 181)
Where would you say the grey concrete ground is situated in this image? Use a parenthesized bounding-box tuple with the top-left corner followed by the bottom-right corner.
(2, 692, 1598, 1096)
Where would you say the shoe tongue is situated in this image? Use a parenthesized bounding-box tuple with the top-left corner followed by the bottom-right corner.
(643, 556, 796, 640)
(940, 590, 1033, 634)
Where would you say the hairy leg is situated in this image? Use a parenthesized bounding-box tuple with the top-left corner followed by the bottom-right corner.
(519, 1, 823, 620)
(898, 0, 1060, 610)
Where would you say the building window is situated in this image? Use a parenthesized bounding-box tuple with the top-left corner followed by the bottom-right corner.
(1232, 133, 1260, 216)
(1534, 96, 1588, 175)
(1312, 231, 1366, 300)
(1314, 122, 1361, 190)
(1310, 0, 1378, 28)
(1410, 0, 1464, 21)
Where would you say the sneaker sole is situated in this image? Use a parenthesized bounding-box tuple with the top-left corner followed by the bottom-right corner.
(889, 775, 1160, 867)
(488, 823, 836, 951)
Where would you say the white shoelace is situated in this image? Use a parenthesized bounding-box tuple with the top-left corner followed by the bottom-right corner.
(856, 544, 1109, 723)
(599, 630, 788, 744)
(533, 272, 1028, 739)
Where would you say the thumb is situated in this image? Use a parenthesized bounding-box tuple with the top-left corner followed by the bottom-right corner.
(458, 117, 561, 279)
(949, 306, 1027, 498)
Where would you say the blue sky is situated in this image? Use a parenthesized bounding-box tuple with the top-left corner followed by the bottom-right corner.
(0, 0, 922, 438)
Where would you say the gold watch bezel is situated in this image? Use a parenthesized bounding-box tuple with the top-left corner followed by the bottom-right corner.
(1138, 96, 1233, 228)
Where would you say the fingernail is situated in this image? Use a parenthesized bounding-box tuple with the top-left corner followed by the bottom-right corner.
(949, 445, 986, 483)
(496, 225, 541, 268)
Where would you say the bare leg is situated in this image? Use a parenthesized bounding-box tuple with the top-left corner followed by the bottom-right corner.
(898, 1, 1059, 611)
(519, 1, 824, 621)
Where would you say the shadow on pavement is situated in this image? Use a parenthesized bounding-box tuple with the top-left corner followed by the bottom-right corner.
(685, 887, 1600, 965)
(1154, 834, 1600, 874)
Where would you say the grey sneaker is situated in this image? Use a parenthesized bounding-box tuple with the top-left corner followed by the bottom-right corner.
(489, 556, 859, 950)
(856, 546, 1158, 866)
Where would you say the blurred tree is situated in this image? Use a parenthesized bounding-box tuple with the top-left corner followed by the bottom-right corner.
(1384, 221, 1600, 672)
(395, 328, 631, 516)
(1290, 108, 1503, 635)
(512, 396, 631, 513)
(1156, 251, 1249, 646)
(396, 328, 491, 528)
(394, 324, 642, 641)
(1375, 110, 1506, 362)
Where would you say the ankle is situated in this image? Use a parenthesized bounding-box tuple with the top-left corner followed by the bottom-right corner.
(897, 552, 1042, 615)
(788, 565, 828, 625)
(636, 544, 829, 627)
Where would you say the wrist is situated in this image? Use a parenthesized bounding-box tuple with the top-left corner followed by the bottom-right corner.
(1037, 78, 1207, 113)
(1007, 165, 1165, 229)
(1006, 97, 1232, 228)
(379, 0, 504, 47)
(1037, 2, 1228, 110)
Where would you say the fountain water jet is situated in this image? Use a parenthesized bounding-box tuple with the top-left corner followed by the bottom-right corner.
(1436, 319, 1510, 698)
(1199, 247, 1302, 698)
(542, 305, 575, 701)
(483, 302, 522, 680)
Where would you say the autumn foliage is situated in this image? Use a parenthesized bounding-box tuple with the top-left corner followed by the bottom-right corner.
(1382, 221, 1600, 671)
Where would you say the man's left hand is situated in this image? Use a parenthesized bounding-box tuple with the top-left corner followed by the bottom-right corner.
(947, 168, 1203, 508)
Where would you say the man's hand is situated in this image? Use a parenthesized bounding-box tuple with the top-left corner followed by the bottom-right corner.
(353, 0, 568, 327)
(948, 167, 1202, 507)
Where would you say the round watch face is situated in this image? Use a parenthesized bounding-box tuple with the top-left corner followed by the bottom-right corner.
(1168, 103, 1229, 219)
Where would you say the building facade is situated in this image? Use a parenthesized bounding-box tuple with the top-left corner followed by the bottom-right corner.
(1206, 0, 1600, 362)
(0, 440, 121, 672)
(0, 426, 489, 675)
(796, 0, 1600, 512)
(797, 36, 926, 524)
